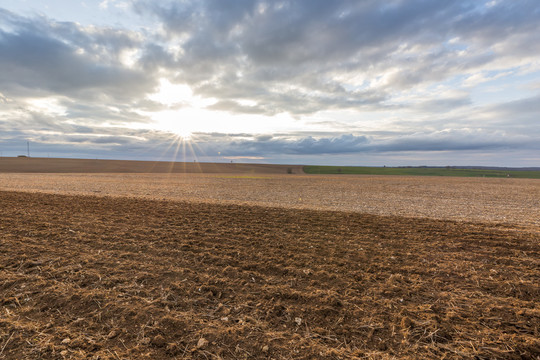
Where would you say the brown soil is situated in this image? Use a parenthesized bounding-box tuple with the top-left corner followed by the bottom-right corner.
(1, 191, 539, 359)
(0, 173, 538, 228)
(0, 157, 304, 174)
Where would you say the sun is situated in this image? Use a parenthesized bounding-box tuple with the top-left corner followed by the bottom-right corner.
(174, 127, 192, 141)
(150, 109, 195, 140)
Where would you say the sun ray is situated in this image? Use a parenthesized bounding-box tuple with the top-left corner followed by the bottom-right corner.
(156, 133, 181, 162)
(185, 139, 203, 173)
(166, 135, 184, 175)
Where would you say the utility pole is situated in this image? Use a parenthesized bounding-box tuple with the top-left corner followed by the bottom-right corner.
(27, 141, 30, 157)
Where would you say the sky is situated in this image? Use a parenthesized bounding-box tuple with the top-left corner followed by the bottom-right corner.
(0, 0, 539, 166)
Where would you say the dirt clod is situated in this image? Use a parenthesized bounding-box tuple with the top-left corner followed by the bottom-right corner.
(106, 330, 119, 339)
(151, 335, 167, 348)
(197, 338, 208, 349)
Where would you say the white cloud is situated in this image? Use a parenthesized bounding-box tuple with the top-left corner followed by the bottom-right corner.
(1, 1, 540, 165)
(26, 97, 67, 116)
(99, 0, 110, 10)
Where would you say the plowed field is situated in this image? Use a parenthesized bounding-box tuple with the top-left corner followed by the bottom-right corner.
(1, 190, 539, 359)
(1, 173, 539, 227)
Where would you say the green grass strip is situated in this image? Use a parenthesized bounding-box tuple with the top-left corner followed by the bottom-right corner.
(303, 166, 540, 179)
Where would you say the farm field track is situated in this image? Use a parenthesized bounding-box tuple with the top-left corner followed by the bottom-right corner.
(1, 190, 539, 359)
(0, 173, 539, 229)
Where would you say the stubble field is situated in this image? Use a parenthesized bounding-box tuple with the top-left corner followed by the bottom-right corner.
(1, 173, 539, 228)
(1, 170, 539, 359)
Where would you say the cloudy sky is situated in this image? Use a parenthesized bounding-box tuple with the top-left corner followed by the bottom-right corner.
(1, 0, 539, 166)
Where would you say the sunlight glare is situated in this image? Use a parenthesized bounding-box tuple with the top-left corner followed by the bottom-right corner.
(146, 77, 309, 139)
(151, 109, 196, 140)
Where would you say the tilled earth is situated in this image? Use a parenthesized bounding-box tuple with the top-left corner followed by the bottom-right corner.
(1, 173, 539, 228)
(1, 191, 539, 359)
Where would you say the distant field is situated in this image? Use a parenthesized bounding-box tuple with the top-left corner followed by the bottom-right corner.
(0, 157, 303, 174)
(304, 165, 540, 178)
(3, 157, 539, 179)
(1, 173, 539, 228)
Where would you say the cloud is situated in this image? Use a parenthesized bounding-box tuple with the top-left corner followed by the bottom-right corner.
(490, 94, 540, 117)
(220, 134, 371, 156)
(187, 129, 540, 158)
(132, 0, 540, 116)
(415, 95, 472, 112)
(0, 8, 167, 152)
(0, 9, 156, 102)
(1, 1, 540, 166)
(2, 122, 538, 164)
(3, 1, 539, 117)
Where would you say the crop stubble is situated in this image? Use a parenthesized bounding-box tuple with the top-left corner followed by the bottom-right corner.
(0, 173, 539, 228)
(0, 174, 539, 359)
